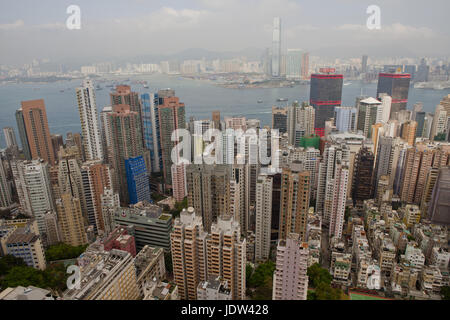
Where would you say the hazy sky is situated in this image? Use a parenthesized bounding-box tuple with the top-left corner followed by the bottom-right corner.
(1, 0, 449, 65)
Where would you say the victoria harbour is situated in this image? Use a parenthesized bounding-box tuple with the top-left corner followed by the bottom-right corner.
(1, 74, 449, 148)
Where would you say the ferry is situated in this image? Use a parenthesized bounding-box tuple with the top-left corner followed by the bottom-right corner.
(276, 98, 288, 102)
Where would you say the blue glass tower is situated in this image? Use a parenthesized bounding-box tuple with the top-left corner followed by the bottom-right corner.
(125, 155, 151, 204)
(141, 93, 162, 173)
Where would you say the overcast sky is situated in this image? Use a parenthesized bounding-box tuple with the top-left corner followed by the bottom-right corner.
(1, 0, 449, 65)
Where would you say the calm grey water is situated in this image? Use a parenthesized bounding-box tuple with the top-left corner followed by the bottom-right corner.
(1, 73, 449, 148)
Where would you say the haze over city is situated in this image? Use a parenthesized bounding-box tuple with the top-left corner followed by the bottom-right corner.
(1, 0, 450, 65)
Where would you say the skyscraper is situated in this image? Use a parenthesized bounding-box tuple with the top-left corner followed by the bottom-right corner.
(372, 136, 402, 195)
(157, 90, 186, 188)
(0, 160, 12, 208)
(272, 106, 288, 134)
(401, 120, 418, 146)
(171, 207, 208, 300)
(110, 85, 141, 115)
(431, 104, 447, 140)
(172, 207, 247, 300)
(271, 17, 281, 78)
(141, 93, 162, 173)
(400, 143, 450, 204)
(415, 58, 429, 83)
(328, 162, 349, 239)
(351, 147, 374, 205)
(50, 134, 64, 161)
(109, 104, 145, 204)
(361, 55, 368, 73)
(278, 162, 310, 241)
(76, 79, 104, 161)
(272, 233, 308, 300)
(212, 110, 221, 130)
(301, 52, 309, 80)
(310, 70, 343, 136)
(125, 155, 151, 205)
(207, 215, 246, 300)
(186, 164, 231, 232)
(171, 163, 187, 202)
(287, 102, 315, 146)
(19, 99, 55, 165)
(316, 142, 350, 226)
(415, 111, 426, 138)
(12, 159, 54, 235)
(80, 161, 113, 233)
(376, 72, 411, 117)
(3, 127, 17, 149)
(428, 167, 450, 226)
(56, 193, 88, 247)
(57, 149, 86, 221)
(100, 106, 114, 165)
(356, 97, 381, 138)
(334, 107, 357, 132)
(15, 109, 32, 160)
(255, 174, 273, 262)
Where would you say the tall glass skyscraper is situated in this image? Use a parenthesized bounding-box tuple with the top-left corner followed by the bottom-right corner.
(141, 93, 162, 173)
(376, 72, 411, 116)
(125, 155, 151, 205)
(309, 71, 343, 136)
(271, 17, 281, 78)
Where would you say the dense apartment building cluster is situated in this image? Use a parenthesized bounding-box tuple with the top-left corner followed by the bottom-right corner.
(0, 59, 449, 301)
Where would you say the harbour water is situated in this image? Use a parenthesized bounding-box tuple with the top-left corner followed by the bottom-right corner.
(1, 73, 449, 148)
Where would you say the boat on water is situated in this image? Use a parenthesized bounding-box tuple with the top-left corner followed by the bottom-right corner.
(276, 98, 288, 102)
(143, 85, 149, 89)
(257, 100, 263, 103)
(343, 82, 352, 86)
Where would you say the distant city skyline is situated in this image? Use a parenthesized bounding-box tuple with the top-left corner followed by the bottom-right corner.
(1, 0, 450, 65)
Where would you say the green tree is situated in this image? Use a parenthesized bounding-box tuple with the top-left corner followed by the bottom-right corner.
(45, 243, 88, 261)
(43, 263, 69, 292)
(344, 206, 351, 222)
(1, 266, 46, 289)
(246, 263, 254, 288)
(306, 263, 344, 300)
(441, 286, 450, 300)
(314, 282, 342, 300)
(170, 197, 188, 218)
(252, 277, 273, 300)
(434, 133, 446, 141)
(151, 193, 165, 202)
(307, 263, 332, 288)
(248, 261, 275, 288)
(0, 255, 27, 276)
(307, 290, 317, 300)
